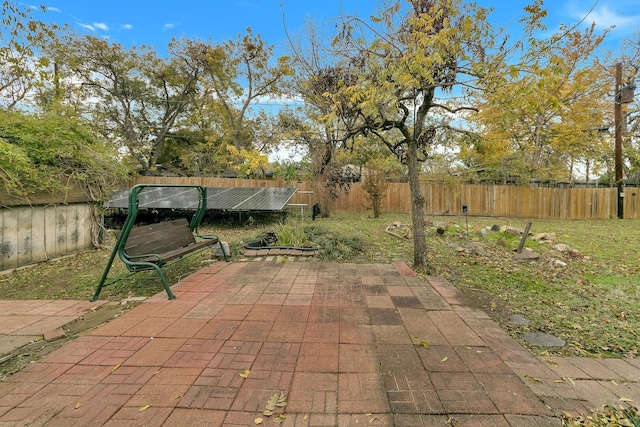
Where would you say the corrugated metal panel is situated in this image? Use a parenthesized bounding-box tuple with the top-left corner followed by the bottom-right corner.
(106, 187, 297, 212)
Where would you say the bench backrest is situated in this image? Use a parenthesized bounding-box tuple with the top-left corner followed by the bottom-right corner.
(123, 218, 196, 256)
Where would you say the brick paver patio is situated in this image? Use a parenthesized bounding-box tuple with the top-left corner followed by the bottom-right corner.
(1, 261, 639, 426)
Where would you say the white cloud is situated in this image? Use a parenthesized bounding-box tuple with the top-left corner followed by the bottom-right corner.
(76, 21, 110, 32)
(45, 6, 61, 12)
(567, 1, 640, 32)
(77, 22, 95, 31)
(122, 24, 133, 30)
(163, 23, 175, 30)
(93, 22, 109, 31)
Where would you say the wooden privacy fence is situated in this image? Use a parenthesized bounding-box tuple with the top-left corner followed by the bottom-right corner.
(1, 187, 99, 271)
(130, 176, 640, 220)
(331, 182, 627, 219)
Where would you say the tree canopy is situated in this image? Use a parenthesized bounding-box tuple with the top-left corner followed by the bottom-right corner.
(2, 0, 640, 244)
(0, 109, 129, 199)
(315, 0, 507, 270)
(465, 22, 610, 184)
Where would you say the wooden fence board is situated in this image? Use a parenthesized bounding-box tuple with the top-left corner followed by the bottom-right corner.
(1, 204, 97, 271)
(129, 176, 636, 220)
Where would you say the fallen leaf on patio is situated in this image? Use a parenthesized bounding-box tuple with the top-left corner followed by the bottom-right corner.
(542, 359, 559, 367)
(441, 356, 448, 362)
(239, 369, 250, 379)
(153, 370, 161, 375)
(445, 416, 460, 426)
(524, 375, 541, 383)
(266, 392, 281, 411)
(412, 337, 430, 349)
(254, 418, 263, 424)
(611, 380, 619, 385)
(620, 397, 633, 402)
(112, 364, 120, 372)
(172, 395, 183, 400)
(139, 404, 151, 411)
(75, 402, 83, 409)
(562, 377, 575, 386)
(276, 392, 288, 407)
(263, 410, 273, 416)
(273, 414, 286, 424)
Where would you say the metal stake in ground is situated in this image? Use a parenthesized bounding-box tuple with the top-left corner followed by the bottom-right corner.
(516, 222, 533, 254)
(462, 204, 469, 237)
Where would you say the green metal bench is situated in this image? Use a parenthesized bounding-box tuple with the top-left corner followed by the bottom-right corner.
(91, 184, 228, 301)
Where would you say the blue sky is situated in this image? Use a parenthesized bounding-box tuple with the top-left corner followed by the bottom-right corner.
(30, 0, 640, 56)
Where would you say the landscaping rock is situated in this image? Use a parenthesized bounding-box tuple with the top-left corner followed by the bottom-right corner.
(503, 226, 522, 236)
(214, 241, 230, 257)
(524, 331, 566, 347)
(496, 237, 508, 248)
(532, 232, 556, 243)
(553, 259, 567, 267)
(569, 249, 582, 258)
(552, 243, 571, 253)
(514, 248, 540, 260)
(510, 314, 530, 326)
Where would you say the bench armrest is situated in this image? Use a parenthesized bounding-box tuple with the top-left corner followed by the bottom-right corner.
(124, 252, 162, 262)
(195, 230, 220, 241)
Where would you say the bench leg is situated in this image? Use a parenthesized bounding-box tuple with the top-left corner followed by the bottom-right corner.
(91, 239, 121, 302)
(150, 264, 176, 300)
(218, 241, 229, 262)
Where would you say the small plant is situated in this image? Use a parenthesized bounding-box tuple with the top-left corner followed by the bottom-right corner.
(303, 224, 365, 261)
(270, 221, 311, 247)
(362, 168, 389, 218)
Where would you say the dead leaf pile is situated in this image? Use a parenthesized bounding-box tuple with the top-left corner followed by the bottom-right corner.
(561, 404, 640, 426)
(255, 391, 288, 424)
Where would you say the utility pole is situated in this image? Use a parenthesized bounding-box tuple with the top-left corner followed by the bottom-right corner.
(614, 63, 624, 219)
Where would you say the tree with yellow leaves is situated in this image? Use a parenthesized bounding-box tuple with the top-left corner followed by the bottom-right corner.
(319, 0, 524, 272)
(467, 21, 609, 184)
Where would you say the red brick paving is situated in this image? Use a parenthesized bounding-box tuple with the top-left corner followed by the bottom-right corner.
(1, 261, 639, 426)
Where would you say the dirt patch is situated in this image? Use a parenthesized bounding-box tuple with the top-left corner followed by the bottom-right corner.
(456, 285, 515, 326)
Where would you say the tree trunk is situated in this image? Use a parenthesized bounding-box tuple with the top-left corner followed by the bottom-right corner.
(314, 175, 332, 218)
(406, 140, 428, 272)
(373, 196, 381, 218)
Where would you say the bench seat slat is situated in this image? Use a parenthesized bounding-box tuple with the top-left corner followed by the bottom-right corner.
(124, 219, 196, 256)
(120, 217, 220, 272)
(127, 239, 218, 270)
